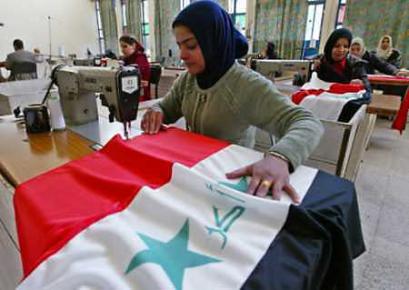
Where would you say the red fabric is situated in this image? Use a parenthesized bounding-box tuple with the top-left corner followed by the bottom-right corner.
(291, 83, 364, 104)
(392, 88, 409, 133)
(292, 89, 325, 104)
(123, 51, 151, 101)
(14, 128, 229, 278)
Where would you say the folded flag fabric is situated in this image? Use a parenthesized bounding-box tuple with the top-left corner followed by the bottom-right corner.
(292, 73, 365, 121)
(15, 128, 318, 290)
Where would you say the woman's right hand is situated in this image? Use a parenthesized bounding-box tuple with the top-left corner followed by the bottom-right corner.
(141, 107, 164, 134)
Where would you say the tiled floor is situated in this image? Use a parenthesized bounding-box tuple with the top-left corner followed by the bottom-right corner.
(1, 118, 408, 289)
(354, 119, 409, 289)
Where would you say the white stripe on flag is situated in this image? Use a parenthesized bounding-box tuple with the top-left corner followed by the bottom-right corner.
(18, 145, 317, 290)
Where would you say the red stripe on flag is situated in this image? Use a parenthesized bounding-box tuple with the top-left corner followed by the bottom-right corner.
(291, 83, 364, 104)
(14, 128, 228, 278)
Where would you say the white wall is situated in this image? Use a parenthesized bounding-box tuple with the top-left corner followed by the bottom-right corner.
(0, 0, 99, 60)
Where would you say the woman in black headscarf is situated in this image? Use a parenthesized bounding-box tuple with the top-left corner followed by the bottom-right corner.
(141, 1, 323, 202)
(315, 28, 371, 121)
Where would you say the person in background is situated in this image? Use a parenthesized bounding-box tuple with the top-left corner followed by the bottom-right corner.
(263, 41, 279, 60)
(375, 35, 401, 68)
(0, 39, 38, 80)
(350, 37, 409, 77)
(141, 1, 323, 202)
(119, 35, 151, 102)
(314, 28, 371, 122)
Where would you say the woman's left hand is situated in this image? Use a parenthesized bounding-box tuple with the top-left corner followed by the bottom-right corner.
(141, 80, 149, 87)
(225, 155, 300, 203)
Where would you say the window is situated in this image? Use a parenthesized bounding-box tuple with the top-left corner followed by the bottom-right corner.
(229, 0, 246, 36)
(95, 0, 105, 54)
(180, 0, 191, 9)
(141, 0, 150, 52)
(304, 0, 325, 42)
(121, 0, 128, 34)
(335, 0, 347, 28)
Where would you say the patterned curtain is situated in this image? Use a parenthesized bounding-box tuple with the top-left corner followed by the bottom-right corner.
(100, 0, 119, 54)
(253, 0, 308, 59)
(153, 0, 180, 65)
(126, 0, 143, 42)
(344, 0, 409, 67)
(216, 0, 229, 10)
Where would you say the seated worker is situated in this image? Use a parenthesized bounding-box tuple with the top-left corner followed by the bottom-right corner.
(119, 35, 151, 101)
(141, 1, 323, 202)
(0, 39, 38, 80)
(263, 41, 280, 60)
(375, 35, 401, 68)
(314, 28, 371, 122)
(351, 37, 409, 76)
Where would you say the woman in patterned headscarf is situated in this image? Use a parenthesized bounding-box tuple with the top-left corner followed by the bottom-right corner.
(376, 35, 401, 68)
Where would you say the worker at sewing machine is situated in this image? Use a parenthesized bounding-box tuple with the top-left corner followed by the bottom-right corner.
(0, 39, 39, 81)
(141, 1, 323, 203)
(119, 35, 151, 102)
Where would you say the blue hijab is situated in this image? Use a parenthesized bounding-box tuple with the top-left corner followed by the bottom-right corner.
(173, 1, 248, 89)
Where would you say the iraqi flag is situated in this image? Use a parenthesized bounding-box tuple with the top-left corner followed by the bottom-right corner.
(14, 128, 364, 290)
(292, 73, 366, 122)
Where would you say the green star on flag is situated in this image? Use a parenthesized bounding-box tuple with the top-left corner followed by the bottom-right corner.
(125, 219, 221, 290)
(219, 177, 248, 193)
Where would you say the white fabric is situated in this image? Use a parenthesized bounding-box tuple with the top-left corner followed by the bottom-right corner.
(0, 79, 50, 111)
(301, 72, 332, 90)
(18, 145, 318, 290)
(300, 91, 365, 121)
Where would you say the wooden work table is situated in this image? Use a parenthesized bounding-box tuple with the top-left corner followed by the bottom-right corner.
(0, 116, 94, 187)
(0, 99, 166, 187)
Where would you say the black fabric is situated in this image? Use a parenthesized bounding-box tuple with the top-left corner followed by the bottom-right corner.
(362, 51, 398, 75)
(242, 171, 365, 290)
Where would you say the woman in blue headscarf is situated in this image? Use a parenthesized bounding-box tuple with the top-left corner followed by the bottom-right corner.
(142, 1, 323, 202)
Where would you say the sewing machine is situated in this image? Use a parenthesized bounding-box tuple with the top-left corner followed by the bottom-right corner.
(252, 59, 312, 85)
(54, 65, 140, 138)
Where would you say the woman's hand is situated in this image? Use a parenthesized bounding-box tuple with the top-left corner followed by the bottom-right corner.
(226, 155, 300, 203)
(141, 80, 149, 87)
(141, 107, 164, 134)
(350, 79, 363, 85)
(396, 69, 409, 77)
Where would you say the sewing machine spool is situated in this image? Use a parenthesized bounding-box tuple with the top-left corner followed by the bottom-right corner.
(23, 104, 51, 133)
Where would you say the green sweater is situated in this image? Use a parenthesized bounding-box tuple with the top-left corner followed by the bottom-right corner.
(157, 62, 323, 169)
